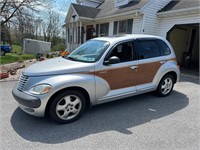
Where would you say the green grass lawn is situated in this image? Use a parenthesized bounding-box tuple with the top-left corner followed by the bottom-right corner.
(0, 45, 35, 64)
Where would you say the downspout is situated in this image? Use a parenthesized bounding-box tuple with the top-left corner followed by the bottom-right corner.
(139, 11, 145, 34)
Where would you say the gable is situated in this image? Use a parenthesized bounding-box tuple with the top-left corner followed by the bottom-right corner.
(158, 0, 200, 12)
(72, 3, 101, 19)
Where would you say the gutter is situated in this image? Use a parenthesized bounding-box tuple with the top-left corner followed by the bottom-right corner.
(79, 16, 95, 21)
(157, 7, 200, 17)
(95, 10, 143, 21)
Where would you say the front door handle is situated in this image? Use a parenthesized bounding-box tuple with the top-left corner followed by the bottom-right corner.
(99, 71, 108, 74)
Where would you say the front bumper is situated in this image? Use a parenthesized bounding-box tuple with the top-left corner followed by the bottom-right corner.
(12, 86, 41, 108)
(12, 85, 47, 117)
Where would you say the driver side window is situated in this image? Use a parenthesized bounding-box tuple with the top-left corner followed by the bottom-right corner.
(107, 41, 135, 63)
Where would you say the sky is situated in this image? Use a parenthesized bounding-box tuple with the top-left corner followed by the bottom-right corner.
(55, 0, 76, 19)
(34, 0, 76, 24)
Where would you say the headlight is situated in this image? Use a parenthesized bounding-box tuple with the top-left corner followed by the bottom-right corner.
(29, 84, 52, 95)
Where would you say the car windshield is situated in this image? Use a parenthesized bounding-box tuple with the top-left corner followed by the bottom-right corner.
(66, 40, 110, 63)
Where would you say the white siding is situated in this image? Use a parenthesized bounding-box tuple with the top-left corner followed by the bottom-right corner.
(158, 13, 200, 38)
(109, 21, 114, 36)
(82, 0, 101, 8)
(132, 18, 142, 34)
(141, 0, 170, 35)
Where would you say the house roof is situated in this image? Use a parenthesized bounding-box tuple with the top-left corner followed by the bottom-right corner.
(96, 0, 149, 18)
(158, 0, 200, 12)
(72, 3, 101, 19)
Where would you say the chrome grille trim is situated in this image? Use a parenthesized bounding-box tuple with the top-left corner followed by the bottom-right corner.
(17, 75, 29, 91)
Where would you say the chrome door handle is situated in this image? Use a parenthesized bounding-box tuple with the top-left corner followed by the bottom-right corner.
(99, 71, 107, 74)
(130, 66, 138, 70)
(160, 61, 166, 64)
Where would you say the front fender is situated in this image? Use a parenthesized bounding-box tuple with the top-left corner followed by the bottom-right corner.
(94, 76, 110, 100)
(28, 74, 96, 104)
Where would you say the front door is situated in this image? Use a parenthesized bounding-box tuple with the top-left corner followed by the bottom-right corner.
(86, 25, 94, 40)
(95, 41, 138, 100)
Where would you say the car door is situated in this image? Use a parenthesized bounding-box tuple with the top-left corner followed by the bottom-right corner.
(135, 39, 166, 91)
(95, 41, 138, 101)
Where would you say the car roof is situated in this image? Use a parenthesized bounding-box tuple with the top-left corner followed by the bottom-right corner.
(91, 34, 165, 44)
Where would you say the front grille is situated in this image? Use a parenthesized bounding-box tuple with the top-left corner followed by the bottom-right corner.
(18, 75, 29, 91)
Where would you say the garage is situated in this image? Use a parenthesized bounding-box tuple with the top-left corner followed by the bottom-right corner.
(157, 0, 199, 76)
(167, 23, 199, 73)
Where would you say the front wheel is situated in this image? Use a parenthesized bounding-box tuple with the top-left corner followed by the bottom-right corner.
(0, 51, 5, 56)
(49, 90, 86, 124)
(156, 74, 174, 97)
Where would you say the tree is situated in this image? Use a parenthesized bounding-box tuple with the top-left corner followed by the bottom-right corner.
(0, 0, 46, 26)
(41, 10, 62, 46)
(0, 0, 50, 44)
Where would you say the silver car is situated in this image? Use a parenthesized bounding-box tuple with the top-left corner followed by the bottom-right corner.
(12, 34, 180, 123)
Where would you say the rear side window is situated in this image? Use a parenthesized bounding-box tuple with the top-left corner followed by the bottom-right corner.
(137, 40, 160, 59)
(157, 39, 171, 56)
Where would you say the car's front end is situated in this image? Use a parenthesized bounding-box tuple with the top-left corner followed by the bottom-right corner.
(12, 56, 97, 117)
(12, 74, 53, 116)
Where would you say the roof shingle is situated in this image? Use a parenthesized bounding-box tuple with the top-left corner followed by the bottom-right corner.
(158, 0, 200, 12)
(72, 3, 101, 19)
(96, 0, 148, 18)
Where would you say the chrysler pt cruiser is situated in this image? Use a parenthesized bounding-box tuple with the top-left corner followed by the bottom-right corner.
(12, 34, 180, 123)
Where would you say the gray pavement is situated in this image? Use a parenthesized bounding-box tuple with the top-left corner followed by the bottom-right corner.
(0, 76, 199, 150)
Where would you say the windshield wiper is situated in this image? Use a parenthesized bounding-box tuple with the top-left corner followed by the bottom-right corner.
(67, 56, 77, 61)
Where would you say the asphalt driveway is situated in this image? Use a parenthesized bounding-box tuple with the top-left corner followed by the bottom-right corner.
(0, 76, 199, 150)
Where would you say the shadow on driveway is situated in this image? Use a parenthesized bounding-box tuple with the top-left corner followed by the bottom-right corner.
(11, 90, 189, 144)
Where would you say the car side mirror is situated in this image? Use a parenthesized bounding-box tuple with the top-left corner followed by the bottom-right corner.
(103, 56, 120, 65)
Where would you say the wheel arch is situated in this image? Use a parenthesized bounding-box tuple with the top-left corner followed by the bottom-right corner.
(154, 69, 179, 90)
(45, 86, 91, 116)
(164, 71, 177, 83)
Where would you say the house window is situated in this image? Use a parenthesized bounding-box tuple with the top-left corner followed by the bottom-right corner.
(96, 23, 109, 37)
(77, 27, 80, 44)
(96, 24, 99, 37)
(76, 26, 84, 44)
(113, 21, 118, 35)
(113, 19, 133, 35)
(100, 23, 109, 36)
(68, 28, 72, 43)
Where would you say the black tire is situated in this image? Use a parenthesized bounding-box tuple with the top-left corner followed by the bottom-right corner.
(0, 51, 5, 56)
(49, 90, 86, 124)
(156, 74, 174, 97)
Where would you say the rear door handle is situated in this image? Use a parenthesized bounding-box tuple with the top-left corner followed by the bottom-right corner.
(130, 66, 138, 70)
(160, 61, 166, 64)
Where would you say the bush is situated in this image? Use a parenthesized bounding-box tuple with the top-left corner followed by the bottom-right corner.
(51, 44, 66, 52)
(12, 45, 22, 53)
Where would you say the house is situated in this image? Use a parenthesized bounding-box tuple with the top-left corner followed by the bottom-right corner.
(65, 0, 199, 71)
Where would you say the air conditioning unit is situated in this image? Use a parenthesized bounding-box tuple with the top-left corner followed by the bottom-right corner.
(114, 0, 133, 8)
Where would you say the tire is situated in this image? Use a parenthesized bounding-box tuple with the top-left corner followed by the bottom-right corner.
(49, 90, 86, 124)
(156, 74, 174, 97)
(0, 51, 5, 56)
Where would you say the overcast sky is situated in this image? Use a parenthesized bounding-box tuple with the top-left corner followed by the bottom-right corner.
(55, 0, 76, 18)
(35, 0, 76, 24)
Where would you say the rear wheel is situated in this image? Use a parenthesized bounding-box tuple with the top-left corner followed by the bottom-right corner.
(49, 90, 86, 124)
(156, 74, 174, 97)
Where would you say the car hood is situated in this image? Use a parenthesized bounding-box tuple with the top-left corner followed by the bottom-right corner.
(23, 57, 94, 76)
